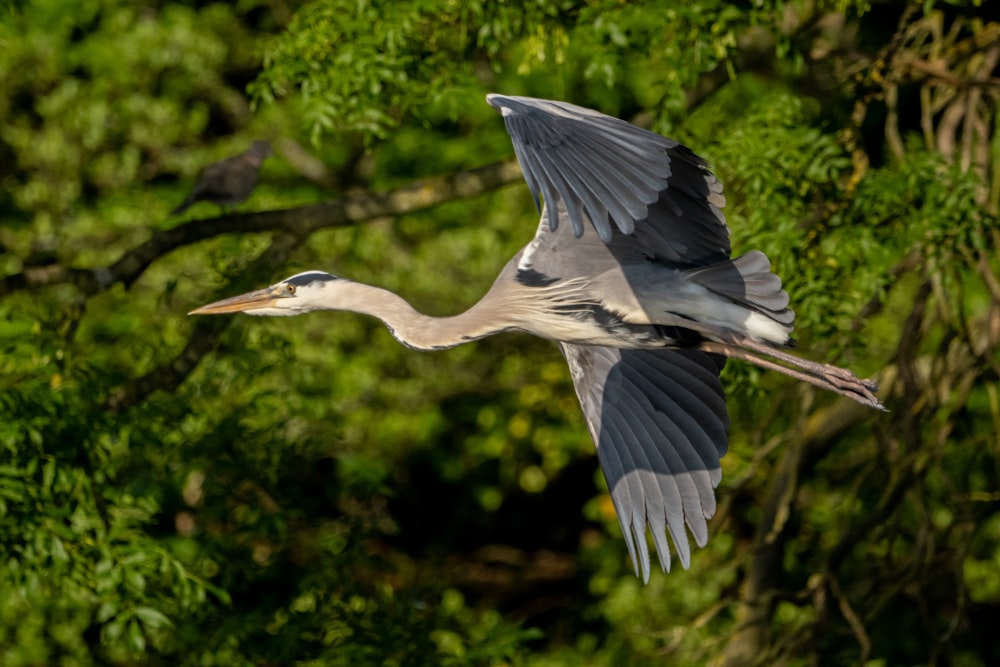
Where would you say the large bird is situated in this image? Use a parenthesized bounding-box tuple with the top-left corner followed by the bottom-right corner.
(191, 95, 883, 582)
(172, 140, 272, 215)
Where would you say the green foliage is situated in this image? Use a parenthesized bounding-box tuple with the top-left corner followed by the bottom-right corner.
(0, 327, 223, 665)
(252, 0, 800, 143)
(1, 0, 998, 665)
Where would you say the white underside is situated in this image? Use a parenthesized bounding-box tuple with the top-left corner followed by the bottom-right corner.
(650, 282, 790, 344)
(738, 310, 790, 344)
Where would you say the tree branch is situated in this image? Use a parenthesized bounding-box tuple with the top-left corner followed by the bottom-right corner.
(0, 160, 525, 298)
(719, 279, 999, 665)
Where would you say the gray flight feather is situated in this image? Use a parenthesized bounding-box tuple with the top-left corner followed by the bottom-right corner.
(561, 345, 728, 582)
(488, 94, 677, 243)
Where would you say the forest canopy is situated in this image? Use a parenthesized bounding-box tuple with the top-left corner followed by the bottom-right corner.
(0, 0, 998, 665)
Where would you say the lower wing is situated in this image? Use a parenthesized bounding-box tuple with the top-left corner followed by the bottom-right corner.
(560, 344, 729, 582)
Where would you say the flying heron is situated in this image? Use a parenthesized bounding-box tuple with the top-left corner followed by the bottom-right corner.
(191, 95, 883, 582)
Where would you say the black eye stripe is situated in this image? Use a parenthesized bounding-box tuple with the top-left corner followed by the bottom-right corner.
(285, 271, 337, 287)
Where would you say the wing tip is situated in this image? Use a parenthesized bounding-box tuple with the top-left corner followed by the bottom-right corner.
(486, 93, 518, 117)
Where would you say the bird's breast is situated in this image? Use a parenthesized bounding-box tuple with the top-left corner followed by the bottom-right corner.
(514, 301, 685, 349)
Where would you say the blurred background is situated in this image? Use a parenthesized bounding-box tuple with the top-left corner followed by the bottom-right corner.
(1, 0, 998, 664)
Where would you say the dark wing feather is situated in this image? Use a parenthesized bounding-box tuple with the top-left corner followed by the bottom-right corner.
(560, 344, 729, 582)
(488, 94, 676, 243)
(629, 145, 730, 266)
(511, 145, 732, 284)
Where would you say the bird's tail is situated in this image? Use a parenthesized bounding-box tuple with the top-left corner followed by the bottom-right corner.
(684, 250, 795, 342)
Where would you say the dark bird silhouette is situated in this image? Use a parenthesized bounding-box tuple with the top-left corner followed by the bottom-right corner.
(171, 141, 271, 215)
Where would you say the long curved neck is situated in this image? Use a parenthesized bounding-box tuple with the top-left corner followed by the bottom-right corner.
(330, 281, 516, 351)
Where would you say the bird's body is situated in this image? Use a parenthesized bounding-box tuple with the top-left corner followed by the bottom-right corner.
(192, 95, 882, 582)
(172, 140, 272, 215)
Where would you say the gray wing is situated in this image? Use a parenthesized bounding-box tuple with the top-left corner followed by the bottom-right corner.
(560, 344, 729, 582)
(495, 97, 732, 282)
(488, 94, 678, 243)
(515, 144, 732, 287)
(627, 144, 730, 266)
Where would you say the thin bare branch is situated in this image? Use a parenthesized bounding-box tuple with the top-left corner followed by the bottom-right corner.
(0, 160, 525, 298)
(829, 575, 872, 663)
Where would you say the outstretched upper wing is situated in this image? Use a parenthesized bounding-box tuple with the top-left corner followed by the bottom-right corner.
(487, 94, 678, 243)
(560, 344, 729, 582)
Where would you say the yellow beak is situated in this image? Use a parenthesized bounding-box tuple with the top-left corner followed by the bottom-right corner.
(189, 288, 278, 315)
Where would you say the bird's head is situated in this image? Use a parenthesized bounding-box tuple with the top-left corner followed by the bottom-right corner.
(189, 271, 343, 317)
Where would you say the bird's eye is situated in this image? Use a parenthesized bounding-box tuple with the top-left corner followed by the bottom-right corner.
(285, 284, 296, 295)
